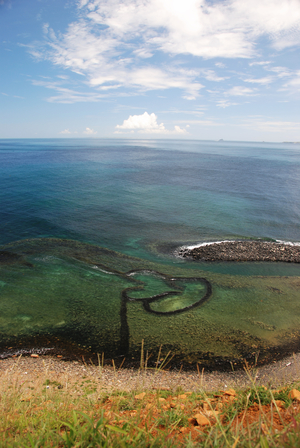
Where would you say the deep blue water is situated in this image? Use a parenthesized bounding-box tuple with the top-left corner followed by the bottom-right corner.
(1, 138, 300, 273)
(1, 138, 300, 365)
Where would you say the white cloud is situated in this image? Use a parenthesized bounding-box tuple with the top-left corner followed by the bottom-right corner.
(83, 127, 97, 134)
(84, 0, 300, 58)
(32, 18, 203, 100)
(249, 60, 271, 67)
(216, 100, 238, 108)
(160, 107, 205, 116)
(28, 0, 300, 103)
(179, 119, 224, 127)
(267, 66, 292, 78)
(116, 112, 165, 133)
(244, 76, 274, 85)
(199, 69, 227, 82)
(174, 125, 187, 134)
(31, 79, 106, 103)
(115, 112, 188, 134)
(282, 71, 300, 91)
(226, 86, 256, 96)
(59, 129, 71, 134)
(182, 95, 197, 101)
(244, 118, 300, 132)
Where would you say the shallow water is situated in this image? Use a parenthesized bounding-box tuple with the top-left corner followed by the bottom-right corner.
(0, 238, 299, 368)
(0, 139, 300, 367)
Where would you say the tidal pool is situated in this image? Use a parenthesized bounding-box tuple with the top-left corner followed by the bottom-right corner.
(0, 238, 300, 369)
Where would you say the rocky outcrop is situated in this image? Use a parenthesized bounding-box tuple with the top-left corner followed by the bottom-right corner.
(179, 241, 300, 262)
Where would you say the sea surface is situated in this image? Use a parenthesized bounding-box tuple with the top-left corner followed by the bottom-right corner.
(0, 138, 300, 367)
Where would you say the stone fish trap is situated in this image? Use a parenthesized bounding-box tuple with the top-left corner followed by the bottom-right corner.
(120, 269, 212, 355)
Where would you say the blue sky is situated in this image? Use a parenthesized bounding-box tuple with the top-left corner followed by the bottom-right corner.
(1, 0, 300, 141)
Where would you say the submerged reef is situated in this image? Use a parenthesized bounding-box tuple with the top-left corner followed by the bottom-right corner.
(1, 238, 300, 370)
(179, 241, 300, 263)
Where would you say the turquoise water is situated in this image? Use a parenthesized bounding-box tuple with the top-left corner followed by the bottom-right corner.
(0, 139, 300, 367)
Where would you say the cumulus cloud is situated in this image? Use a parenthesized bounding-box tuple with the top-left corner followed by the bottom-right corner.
(174, 125, 187, 134)
(59, 129, 71, 134)
(83, 127, 97, 134)
(115, 112, 187, 134)
(116, 112, 165, 132)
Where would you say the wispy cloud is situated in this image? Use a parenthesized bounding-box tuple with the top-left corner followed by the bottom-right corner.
(281, 71, 300, 93)
(216, 100, 238, 108)
(244, 76, 274, 85)
(31, 79, 106, 103)
(226, 86, 257, 96)
(27, 0, 300, 103)
(178, 119, 224, 127)
(82, 0, 300, 58)
(243, 118, 300, 132)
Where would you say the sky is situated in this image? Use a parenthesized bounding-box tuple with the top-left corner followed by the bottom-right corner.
(0, 0, 300, 141)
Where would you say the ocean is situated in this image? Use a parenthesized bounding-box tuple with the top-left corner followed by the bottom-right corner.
(1, 138, 300, 367)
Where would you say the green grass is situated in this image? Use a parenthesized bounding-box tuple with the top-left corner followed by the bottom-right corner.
(2, 364, 300, 447)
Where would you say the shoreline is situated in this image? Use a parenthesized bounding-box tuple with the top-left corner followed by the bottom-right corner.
(178, 240, 300, 262)
(1, 352, 300, 392)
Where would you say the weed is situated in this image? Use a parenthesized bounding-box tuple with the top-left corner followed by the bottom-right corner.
(273, 387, 293, 408)
(158, 389, 173, 399)
(118, 398, 136, 411)
(248, 386, 272, 406)
(156, 409, 189, 428)
(43, 379, 63, 389)
(2, 359, 300, 448)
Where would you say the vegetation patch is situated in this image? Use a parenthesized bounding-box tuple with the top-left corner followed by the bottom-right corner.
(2, 361, 300, 447)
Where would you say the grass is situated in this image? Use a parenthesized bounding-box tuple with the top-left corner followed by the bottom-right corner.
(1, 355, 300, 447)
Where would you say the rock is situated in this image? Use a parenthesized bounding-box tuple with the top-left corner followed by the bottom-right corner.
(274, 400, 285, 407)
(181, 241, 300, 263)
(223, 388, 237, 396)
(289, 389, 300, 401)
(205, 410, 219, 418)
(135, 392, 146, 400)
(188, 417, 197, 425)
(194, 414, 210, 426)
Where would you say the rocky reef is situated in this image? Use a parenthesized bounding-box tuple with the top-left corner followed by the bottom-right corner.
(179, 241, 300, 262)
